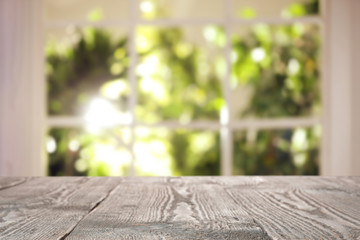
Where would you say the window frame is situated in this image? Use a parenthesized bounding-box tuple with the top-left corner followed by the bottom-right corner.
(45, 0, 323, 176)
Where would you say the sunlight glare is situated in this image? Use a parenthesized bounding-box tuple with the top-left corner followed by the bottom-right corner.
(136, 55, 159, 77)
(135, 142, 173, 176)
(140, 1, 154, 13)
(94, 144, 131, 176)
(46, 136, 57, 154)
(251, 47, 265, 63)
(220, 106, 229, 124)
(190, 133, 215, 154)
(100, 79, 128, 100)
(69, 139, 80, 152)
(203, 26, 217, 43)
(293, 153, 307, 167)
(86, 124, 101, 135)
(84, 98, 131, 129)
(292, 128, 308, 152)
(140, 77, 167, 102)
(287, 58, 300, 76)
(136, 35, 151, 53)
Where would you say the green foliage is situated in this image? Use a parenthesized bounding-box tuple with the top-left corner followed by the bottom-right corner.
(232, 25, 320, 118)
(47, 0, 320, 176)
(230, 25, 320, 175)
(170, 131, 220, 176)
(136, 26, 223, 123)
(47, 28, 128, 115)
(233, 128, 320, 175)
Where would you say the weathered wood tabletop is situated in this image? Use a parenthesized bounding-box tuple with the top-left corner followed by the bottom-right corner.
(0, 177, 359, 239)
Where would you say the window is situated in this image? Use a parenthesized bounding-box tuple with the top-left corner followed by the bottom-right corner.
(45, 0, 321, 176)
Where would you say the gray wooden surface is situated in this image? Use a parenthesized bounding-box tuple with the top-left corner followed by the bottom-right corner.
(0, 177, 359, 239)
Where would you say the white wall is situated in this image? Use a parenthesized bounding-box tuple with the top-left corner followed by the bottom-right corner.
(350, 0, 360, 175)
(0, 0, 46, 176)
(322, 0, 360, 175)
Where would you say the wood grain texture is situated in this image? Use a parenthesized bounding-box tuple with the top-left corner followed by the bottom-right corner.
(0, 177, 359, 239)
(0, 177, 29, 190)
(66, 177, 270, 240)
(219, 176, 360, 239)
(0, 177, 120, 240)
(65, 177, 360, 240)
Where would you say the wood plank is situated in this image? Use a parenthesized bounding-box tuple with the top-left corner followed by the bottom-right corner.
(66, 177, 271, 240)
(0, 177, 120, 240)
(0, 177, 29, 191)
(221, 176, 360, 239)
(0, 176, 359, 239)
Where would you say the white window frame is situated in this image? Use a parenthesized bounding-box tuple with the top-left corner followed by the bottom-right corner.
(45, 0, 323, 176)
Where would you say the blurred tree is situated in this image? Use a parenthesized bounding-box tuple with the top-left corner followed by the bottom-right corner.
(231, 0, 320, 175)
(46, 0, 320, 176)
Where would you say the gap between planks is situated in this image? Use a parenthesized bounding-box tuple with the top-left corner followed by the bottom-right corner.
(252, 218, 273, 240)
(64, 177, 275, 239)
(58, 180, 121, 240)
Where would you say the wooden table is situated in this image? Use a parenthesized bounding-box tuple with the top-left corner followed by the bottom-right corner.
(0, 177, 359, 239)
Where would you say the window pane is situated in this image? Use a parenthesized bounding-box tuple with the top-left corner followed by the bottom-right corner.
(233, 126, 321, 175)
(47, 127, 132, 176)
(46, 27, 129, 116)
(230, 24, 321, 120)
(138, 0, 224, 20)
(44, 0, 129, 22)
(136, 26, 225, 123)
(135, 128, 220, 176)
(231, 0, 319, 20)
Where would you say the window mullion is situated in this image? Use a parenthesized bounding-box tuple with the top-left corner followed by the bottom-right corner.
(220, 0, 233, 176)
(45, 16, 322, 29)
(128, 0, 138, 177)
